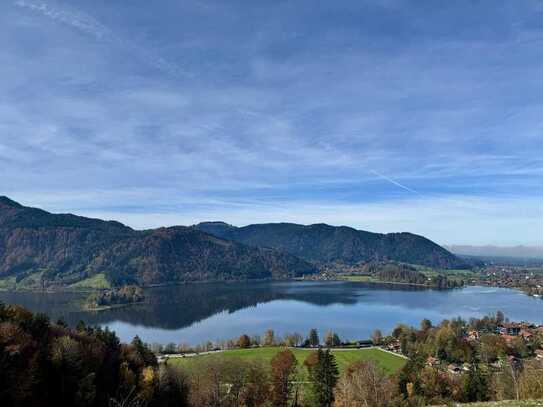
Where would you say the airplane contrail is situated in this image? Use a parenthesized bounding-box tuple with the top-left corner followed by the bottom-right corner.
(370, 170, 420, 195)
(14, 0, 193, 78)
(14, 0, 112, 40)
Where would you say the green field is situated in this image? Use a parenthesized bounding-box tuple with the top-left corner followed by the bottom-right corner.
(0, 275, 16, 290)
(342, 266, 477, 286)
(341, 275, 380, 283)
(69, 273, 111, 290)
(415, 266, 477, 282)
(169, 347, 406, 376)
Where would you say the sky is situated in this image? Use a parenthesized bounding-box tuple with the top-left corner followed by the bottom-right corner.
(1, 0, 543, 246)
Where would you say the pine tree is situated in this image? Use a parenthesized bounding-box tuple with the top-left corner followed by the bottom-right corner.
(308, 329, 320, 347)
(462, 352, 489, 403)
(308, 349, 339, 407)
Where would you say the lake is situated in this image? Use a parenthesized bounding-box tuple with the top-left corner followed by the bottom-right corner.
(1, 281, 542, 345)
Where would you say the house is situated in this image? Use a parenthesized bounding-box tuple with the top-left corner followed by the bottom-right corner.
(386, 339, 401, 353)
(520, 330, 534, 340)
(535, 349, 543, 360)
(498, 323, 521, 336)
(467, 330, 480, 341)
(501, 335, 517, 345)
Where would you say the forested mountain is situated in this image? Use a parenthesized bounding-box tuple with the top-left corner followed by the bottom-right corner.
(195, 221, 467, 269)
(0, 197, 315, 288)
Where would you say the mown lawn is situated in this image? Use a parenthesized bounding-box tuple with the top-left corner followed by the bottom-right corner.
(169, 347, 406, 376)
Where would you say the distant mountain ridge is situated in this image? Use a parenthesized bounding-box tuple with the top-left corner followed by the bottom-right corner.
(0, 197, 315, 289)
(195, 221, 467, 269)
(446, 245, 543, 260)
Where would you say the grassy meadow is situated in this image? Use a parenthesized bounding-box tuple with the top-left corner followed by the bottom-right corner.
(168, 347, 406, 376)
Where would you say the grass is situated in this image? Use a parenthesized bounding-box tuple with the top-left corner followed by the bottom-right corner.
(341, 274, 428, 287)
(341, 275, 379, 283)
(341, 267, 477, 286)
(70, 273, 111, 290)
(169, 347, 406, 376)
(0, 271, 44, 290)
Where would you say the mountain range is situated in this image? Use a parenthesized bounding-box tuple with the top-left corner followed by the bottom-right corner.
(0, 197, 314, 289)
(195, 221, 467, 269)
(0, 197, 467, 289)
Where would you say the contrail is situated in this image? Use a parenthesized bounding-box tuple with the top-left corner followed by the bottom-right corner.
(370, 170, 420, 195)
(14, 0, 193, 79)
(14, 0, 112, 40)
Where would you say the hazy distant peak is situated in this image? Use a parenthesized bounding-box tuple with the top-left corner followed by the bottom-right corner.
(447, 245, 543, 260)
(196, 221, 235, 227)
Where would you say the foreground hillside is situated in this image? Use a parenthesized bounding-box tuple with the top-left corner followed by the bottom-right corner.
(0, 197, 315, 288)
(196, 221, 467, 269)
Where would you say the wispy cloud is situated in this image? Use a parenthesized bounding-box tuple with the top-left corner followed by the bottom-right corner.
(3, 0, 543, 245)
(14, 0, 111, 39)
(13, 0, 192, 78)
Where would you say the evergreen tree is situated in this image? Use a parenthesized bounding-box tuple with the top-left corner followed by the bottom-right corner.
(308, 349, 339, 407)
(462, 361, 489, 402)
(308, 328, 320, 347)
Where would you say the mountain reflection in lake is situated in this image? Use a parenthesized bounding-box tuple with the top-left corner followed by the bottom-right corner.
(1, 282, 542, 345)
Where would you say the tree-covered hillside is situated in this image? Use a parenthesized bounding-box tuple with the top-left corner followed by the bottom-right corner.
(195, 221, 468, 269)
(0, 197, 315, 289)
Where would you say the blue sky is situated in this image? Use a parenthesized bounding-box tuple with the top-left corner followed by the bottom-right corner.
(1, 0, 543, 245)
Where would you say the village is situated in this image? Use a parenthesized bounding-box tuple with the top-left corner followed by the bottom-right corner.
(383, 318, 543, 376)
(476, 266, 543, 298)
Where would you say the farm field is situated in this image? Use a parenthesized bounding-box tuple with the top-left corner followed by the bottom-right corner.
(168, 347, 406, 376)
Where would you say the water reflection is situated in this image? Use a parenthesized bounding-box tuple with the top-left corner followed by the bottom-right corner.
(1, 282, 541, 344)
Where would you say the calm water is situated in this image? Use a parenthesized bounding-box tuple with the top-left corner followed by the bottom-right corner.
(1, 282, 542, 345)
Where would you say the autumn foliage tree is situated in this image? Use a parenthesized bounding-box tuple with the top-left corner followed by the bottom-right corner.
(238, 334, 251, 348)
(334, 360, 394, 407)
(372, 329, 383, 345)
(270, 349, 298, 407)
(324, 331, 341, 347)
(0, 302, 188, 407)
(264, 329, 275, 346)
